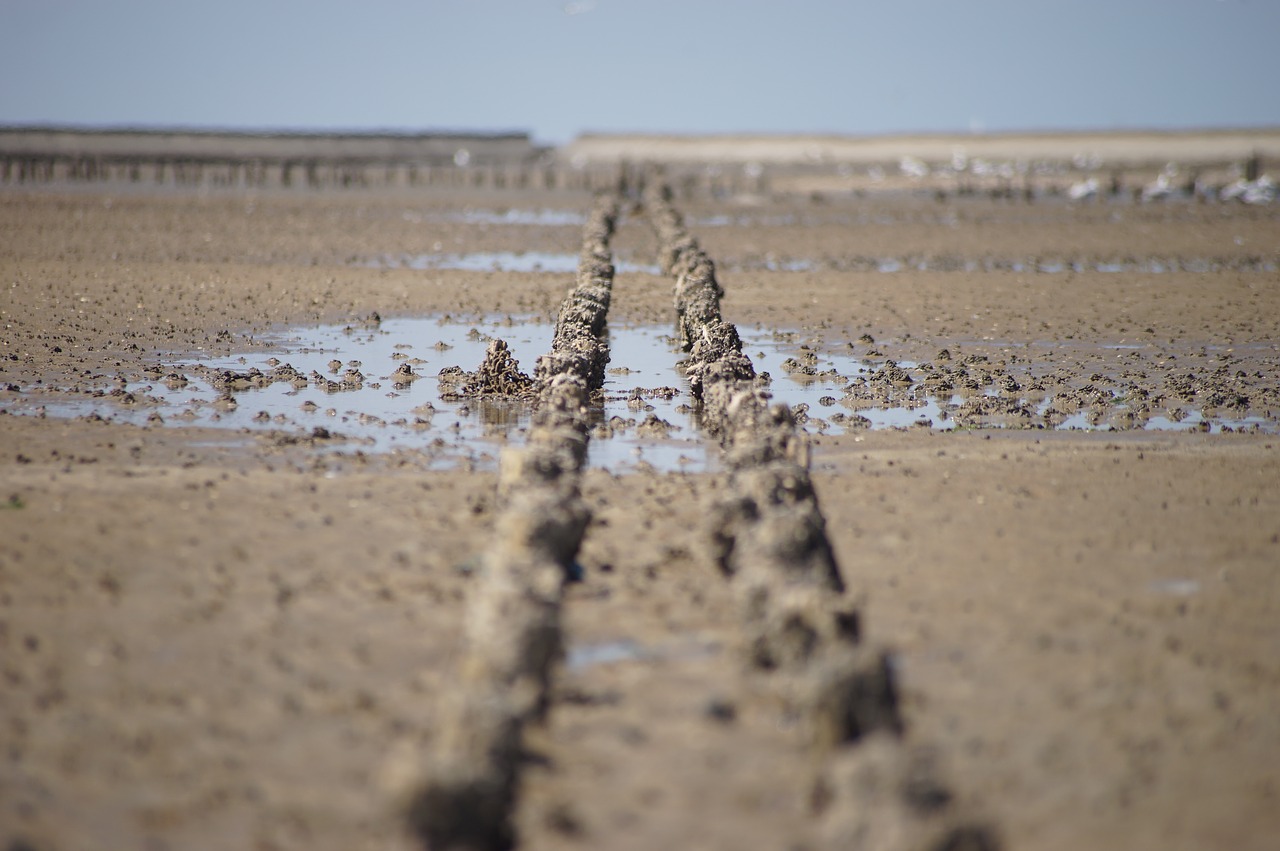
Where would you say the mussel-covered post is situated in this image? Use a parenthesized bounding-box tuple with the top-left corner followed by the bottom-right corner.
(404, 192, 620, 851)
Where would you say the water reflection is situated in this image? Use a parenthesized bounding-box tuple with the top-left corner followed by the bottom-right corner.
(16, 315, 1277, 473)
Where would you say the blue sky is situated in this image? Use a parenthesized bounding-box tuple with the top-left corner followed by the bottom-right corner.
(3, 0, 1278, 143)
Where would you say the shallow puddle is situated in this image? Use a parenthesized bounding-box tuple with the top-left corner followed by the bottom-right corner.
(1052, 408, 1271, 434)
(14, 317, 722, 472)
(19, 315, 947, 470)
(565, 635, 722, 672)
(1147, 579, 1202, 597)
(13, 315, 1275, 471)
(728, 255, 1280, 275)
(367, 251, 661, 276)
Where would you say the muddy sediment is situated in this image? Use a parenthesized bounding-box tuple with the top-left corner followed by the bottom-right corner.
(2, 161, 1279, 851)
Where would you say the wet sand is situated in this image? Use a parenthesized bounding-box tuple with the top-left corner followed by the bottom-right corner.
(2, 175, 1279, 850)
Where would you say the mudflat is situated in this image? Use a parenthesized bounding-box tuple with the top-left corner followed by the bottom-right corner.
(2, 175, 1278, 851)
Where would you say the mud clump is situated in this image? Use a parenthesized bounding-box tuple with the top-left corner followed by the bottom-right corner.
(838, 339, 1280, 434)
(273, 426, 342, 446)
(440, 338, 537, 399)
(391, 361, 421, 389)
(634, 414, 678, 438)
(204, 362, 309, 392)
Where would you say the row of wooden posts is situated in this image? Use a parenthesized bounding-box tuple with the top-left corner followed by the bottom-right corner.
(0, 153, 773, 197)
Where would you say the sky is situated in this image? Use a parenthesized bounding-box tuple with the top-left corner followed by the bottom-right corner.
(2, 0, 1278, 144)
